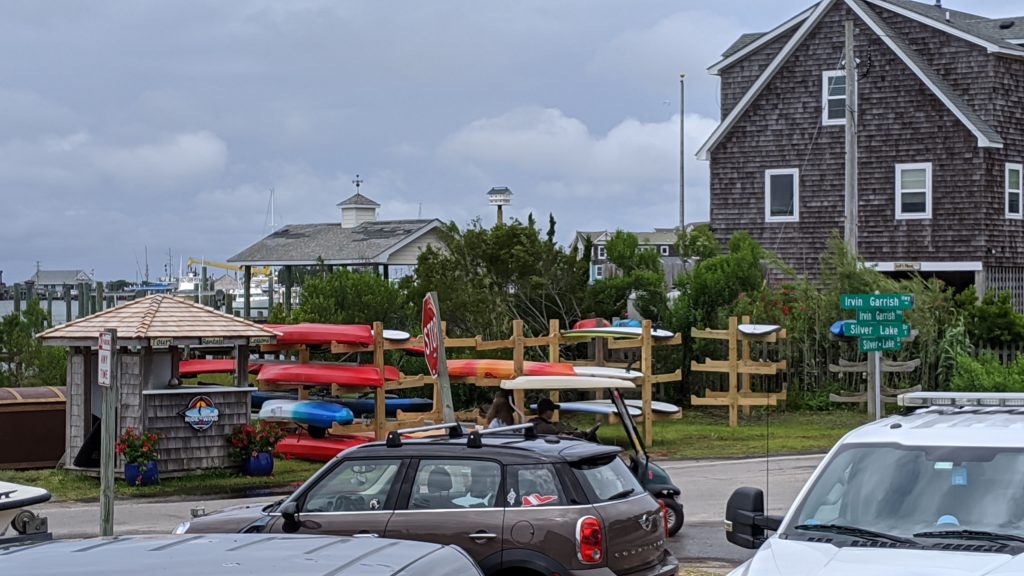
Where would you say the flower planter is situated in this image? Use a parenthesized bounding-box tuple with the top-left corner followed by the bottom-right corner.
(125, 461, 159, 487)
(243, 452, 274, 477)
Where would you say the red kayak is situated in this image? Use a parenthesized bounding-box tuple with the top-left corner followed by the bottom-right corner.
(574, 318, 611, 329)
(266, 323, 374, 347)
(258, 364, 401, 388)
(179, 359, 263, 378)
(275, 434, 372, 462)
(446, 359, 576, 379)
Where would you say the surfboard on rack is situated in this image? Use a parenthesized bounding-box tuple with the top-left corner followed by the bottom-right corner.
(572, 399, 681, 415)
(446, 359, 576, 379)
(258, 400, 355, 428)
(531, 401, 642, 417)
(257, 364, 401, 388)
(572, 366, 644, 380)
(737, 324, 783, 337)
(560, 326, 676, 340)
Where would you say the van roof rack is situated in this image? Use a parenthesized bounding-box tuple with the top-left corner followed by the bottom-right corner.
(467, 423, 536, 448)
(386, 422, 463, 448)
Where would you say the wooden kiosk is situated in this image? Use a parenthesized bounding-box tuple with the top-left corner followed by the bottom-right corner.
(38, 295, 278, 476)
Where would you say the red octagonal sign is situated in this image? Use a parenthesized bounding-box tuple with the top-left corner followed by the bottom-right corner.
(422, 294, 441, 378)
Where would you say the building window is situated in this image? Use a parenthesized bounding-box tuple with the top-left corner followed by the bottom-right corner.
(594, 265, 603, 280)
(596, 245, 606, 259)
(660, 245, 669, 256)
(822, 71, 846, 126)
(895, 163, 932, 219)
(765, 168, 799, 222)
(1007, 163, 1023, 219)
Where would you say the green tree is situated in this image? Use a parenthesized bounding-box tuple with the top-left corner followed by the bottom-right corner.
(292, 268, 415, 329)
(0, 301, 67, 387)
(675, 224, 719, 262)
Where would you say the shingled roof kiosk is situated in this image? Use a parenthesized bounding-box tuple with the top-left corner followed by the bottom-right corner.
(38, 295, 278, 477)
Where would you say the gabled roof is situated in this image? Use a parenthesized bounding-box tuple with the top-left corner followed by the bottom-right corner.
(38, 295, 277, 346)
(228, 219, 443, 266)
(698, 0, 1005, 161)
(869, 0, 1024, 56)
(336, 192, 380, 208)
(572, 229, 678, 250)
(28, 270, 93, 285)
(708, 5, 816, 75)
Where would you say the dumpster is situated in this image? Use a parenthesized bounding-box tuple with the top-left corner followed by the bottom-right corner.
(0, 387, 67, 469)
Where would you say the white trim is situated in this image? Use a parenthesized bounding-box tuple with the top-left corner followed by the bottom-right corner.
(697, 0, 838, 161)
(596, 245, 606, 259)
(821, 70, 846, 126)
(895, 162, 932, 220)
(765, 168, 800, 222)
(377, 219, 445, 263)
(594, 264, 604, 280)
(1006, 163, 1023, 219)
(846, 0, 1003, 149)
(863, 0, 1024, 58)
(660, 245, 669, 256)
(707, 6, 815, 75)
(865, 261, 983, 272)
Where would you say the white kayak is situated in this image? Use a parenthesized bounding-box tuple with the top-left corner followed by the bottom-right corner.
(566, 399, 681, 415)
(383, 330, 412, 341)
(572, 366, 644, 380)
(738, 324, 782, 337)
(501, 376, 636, 391)
(0, 481, 51, 537)
(532, 401, 643, 417)
(561, 326, 676, 340)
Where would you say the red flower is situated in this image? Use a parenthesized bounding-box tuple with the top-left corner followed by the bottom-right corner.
(782, 306, 791, 315)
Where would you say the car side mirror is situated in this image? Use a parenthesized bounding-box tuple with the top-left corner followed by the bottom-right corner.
(725, 487, 783, 549)
(279, 501, 301, 533)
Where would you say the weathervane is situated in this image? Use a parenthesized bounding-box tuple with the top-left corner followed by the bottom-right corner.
(353, 174, 363, 193)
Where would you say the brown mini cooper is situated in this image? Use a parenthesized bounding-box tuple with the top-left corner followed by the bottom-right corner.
(181, 424, 678, 576)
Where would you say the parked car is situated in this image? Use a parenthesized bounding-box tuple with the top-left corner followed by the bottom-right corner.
(724, 392, 1024, 575)
(0, 533, 482, 576)
(181, 423, 679, 576)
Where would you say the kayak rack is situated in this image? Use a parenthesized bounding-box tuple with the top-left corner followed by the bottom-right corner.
(469, 423, 536, 448)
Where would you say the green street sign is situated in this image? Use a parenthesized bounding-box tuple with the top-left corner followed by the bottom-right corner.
(841, 294, 914, 311)
(846, 322, 911, 338)
(859, 337, 903, 353)
(855, 309, 904, 323)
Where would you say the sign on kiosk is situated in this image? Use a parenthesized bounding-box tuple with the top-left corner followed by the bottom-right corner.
(98, 331, 112, 387)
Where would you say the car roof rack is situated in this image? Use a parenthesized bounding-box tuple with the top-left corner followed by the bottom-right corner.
(899, 392, 1024, 408)
(386, 422, 464, 448)
(467, 423, 536, 448)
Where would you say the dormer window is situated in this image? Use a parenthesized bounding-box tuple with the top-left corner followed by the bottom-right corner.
(822, 71, 846, 126)
(596, 245, 606, 259)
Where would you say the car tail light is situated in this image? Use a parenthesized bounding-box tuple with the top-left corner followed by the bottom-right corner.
(576, 515, 603, 564)
(659, 500, 669, 538)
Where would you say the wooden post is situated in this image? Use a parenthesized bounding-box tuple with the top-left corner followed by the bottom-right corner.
(46, 290, 53, 324)
(512, 319, 526, 417)
(373, 322, 387, 441)
(728, 316, 739, 428)
(741, 315, 752, 417)
(243, 266, 252, 319)
(235, 344, 250, 387)
(641, 320, 654, 446)
(548, 319, 560, 422)
(12, 283, 21, 315)
(283, 266, 292, 314)
(64, 285, 72, 325)
(844, 19, 859, 255)
(200, 266, 208, 304)
(593, 335, 608, 400)
(100, 329, 118, 536)
(95, 281, 104, 312)
(267, 269, 274, 312)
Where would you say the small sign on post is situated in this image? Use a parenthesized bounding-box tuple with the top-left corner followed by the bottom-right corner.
(98, 332, 112, 387)
(99, 329, 118, 537)
(422, 292, 455, 423)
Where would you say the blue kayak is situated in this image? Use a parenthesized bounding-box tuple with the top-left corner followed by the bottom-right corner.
(258, 400, 355, 428)
(340, 397, 434, 418)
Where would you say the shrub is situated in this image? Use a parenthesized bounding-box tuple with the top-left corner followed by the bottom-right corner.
(116, 427, 160, 466)
(229, 422, 287, 460)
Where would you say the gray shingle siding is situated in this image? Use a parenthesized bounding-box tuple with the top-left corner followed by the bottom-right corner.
(720, 30, 798, 119)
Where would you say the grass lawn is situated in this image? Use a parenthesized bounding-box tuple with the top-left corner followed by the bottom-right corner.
(0, 458, 322, 502)
(588, 409, 870, 460)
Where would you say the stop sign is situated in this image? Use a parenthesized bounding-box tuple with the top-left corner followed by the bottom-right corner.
(422, 293, 441, 378)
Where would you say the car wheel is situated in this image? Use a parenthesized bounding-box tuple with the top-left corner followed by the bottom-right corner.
(660, 497, 684, 537)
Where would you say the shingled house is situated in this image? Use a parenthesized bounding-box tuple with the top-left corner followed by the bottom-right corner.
(698, 0, 1024, 305)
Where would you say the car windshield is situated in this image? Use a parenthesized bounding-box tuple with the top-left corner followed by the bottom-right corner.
(786, 444, 1024, 539)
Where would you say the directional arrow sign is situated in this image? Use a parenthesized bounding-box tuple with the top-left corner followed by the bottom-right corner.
(859, 337, 903, 353)
(855, 309, 904, 323)
(846, 322, 911, 338)
(840, 294, 914, 311)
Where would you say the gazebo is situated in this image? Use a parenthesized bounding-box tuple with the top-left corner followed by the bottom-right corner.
(38, 295, 278, 476)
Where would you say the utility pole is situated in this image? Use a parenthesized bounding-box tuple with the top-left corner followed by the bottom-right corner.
(679, 74, 686, 230)
(844, 20, 858, 254)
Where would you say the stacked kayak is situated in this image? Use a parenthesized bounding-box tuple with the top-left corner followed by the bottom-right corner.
(274, 434, 372, 462)
(446, 359, 576, 379)
(259, 400, 354, 428)
(179, 359, 263, 378)
(251, 390, 432, 417)
(258, 364, 400, 388)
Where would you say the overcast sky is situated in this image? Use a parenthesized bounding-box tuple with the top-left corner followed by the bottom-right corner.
(0, 0, 1016, 283)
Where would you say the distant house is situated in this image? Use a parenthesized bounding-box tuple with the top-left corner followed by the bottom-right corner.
(229, 191, 444, 281)
(698, 0, 1024, 305)
(572, 229, 687, 286)
(26, 270, 93, 293)
(212, 274, 241, 293)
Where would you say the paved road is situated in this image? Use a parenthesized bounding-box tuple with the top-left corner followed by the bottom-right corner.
(31, 454, 824, 570)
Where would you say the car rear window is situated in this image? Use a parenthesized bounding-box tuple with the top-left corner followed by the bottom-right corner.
(572, 456, 643, 503)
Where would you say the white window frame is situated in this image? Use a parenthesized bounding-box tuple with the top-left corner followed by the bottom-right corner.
(895, 162, 932, 220)
(1006, 163, 1023, 219)
(594, 264, 603, 280)
(660, 245, 669, 256)
(764, 168, 800, 222)
(596, 245, 606, 260)
(822, 70, 846, 126)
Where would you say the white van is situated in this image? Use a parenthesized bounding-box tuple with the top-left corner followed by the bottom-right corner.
(725, 392, 1024, 575)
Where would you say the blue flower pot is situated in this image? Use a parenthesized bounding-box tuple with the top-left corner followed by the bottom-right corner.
(244, 452, 274, 477)
(125, 461, 159, 487)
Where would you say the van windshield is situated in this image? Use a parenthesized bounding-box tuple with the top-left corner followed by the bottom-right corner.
(786, 444, 1024, 539)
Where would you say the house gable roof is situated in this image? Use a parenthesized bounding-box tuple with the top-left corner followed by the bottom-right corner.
(697, 0, 1004, 161)
(28, 270, 93, 285)
(867, 0, 1024, 56)
(708, 5, 816, 75)
(336, 192, 380, 208)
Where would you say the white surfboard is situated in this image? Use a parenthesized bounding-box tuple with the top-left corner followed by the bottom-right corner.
(383, 329, 412, 341)
(0, 481, 51, 537)
(738, 324, 782, 337)
(561, 326, 676, 340)
(501, 376, 636, 391)
(531, 401, 643, 417)
(572, 366, 644, 380)
(570, 399, 681, 415)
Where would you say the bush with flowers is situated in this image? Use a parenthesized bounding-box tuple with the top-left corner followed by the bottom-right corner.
(229, 421, 287, 461)
(116, 427, 159, 466)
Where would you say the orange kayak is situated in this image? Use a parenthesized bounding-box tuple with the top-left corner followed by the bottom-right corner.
(446, 359, 576, 379)
(258, 364, 401, 388)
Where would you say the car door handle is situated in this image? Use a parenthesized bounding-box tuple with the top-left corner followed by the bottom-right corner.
(468, 532, 498, 540)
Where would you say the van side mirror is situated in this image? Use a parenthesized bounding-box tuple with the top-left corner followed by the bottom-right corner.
(725, 487, 782, 549)
(279, 501, 301, 533)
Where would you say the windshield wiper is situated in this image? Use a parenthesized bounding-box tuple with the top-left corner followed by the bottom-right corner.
(606, 488, 635, 501)
(794, 524, 917, 545)
(914, 529, 1024, 544)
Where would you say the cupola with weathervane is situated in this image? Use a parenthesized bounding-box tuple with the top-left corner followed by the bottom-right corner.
(487, 186, 512, 224)
(337, 174, 380, 228)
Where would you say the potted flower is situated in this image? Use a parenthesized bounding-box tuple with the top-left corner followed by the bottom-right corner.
(230, 422, 286, 476)
(116, 427, 160, 487)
